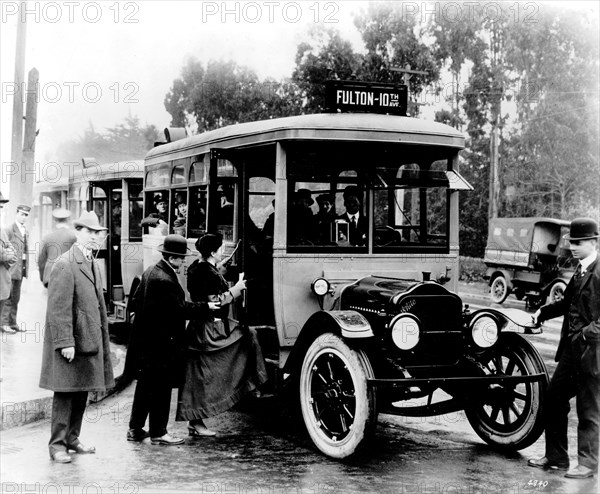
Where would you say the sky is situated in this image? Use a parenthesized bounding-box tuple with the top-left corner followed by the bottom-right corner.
(0, 0, 369, 175)
(1, 0, 598, 196)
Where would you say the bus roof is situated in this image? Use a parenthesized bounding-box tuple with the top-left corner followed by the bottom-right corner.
(146, 113, 465, 164)
(70, 160, 144, 183)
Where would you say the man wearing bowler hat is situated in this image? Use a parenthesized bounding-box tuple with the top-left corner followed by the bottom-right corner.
(0, 192, 17, 334)
(40, 211, 114, 463)
(124, 234, 219, 445)
(37, 208, 77, 288)
(1, 204, 31, 332)
(529, 218, 600, 479)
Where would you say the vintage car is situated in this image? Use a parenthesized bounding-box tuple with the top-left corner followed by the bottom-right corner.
(139, 81, 550, 458)
(484, 217, 576, 307)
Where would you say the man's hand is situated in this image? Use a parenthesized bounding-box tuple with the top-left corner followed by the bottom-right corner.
(233, 277, 247, 292)
(61, 347, 75, 362)
(531, 309, 542, 326)
(208, 302, 221, 311)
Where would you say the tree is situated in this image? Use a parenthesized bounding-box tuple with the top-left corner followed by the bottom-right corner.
(165, 58, 303, 133)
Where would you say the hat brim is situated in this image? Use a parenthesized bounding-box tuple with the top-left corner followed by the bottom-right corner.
(156, 246, 193, 256)
(563, 233, 600, 240)
(0, 200, 8, 204)
(73, 220, 108, 231)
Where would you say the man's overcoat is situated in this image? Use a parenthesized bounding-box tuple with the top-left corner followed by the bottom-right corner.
(0, 227, 14, 300)
(39, 246, 114, 392)
(124, 258, 207, 387)
(7, 222, 28, 280)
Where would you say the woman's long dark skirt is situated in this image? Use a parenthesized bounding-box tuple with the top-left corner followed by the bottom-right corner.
(176, 329, 268, 420)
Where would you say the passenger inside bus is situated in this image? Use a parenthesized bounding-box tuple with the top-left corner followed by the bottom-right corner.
(315, 193, 335, 244)
(337, 186, 367, 246)
(173, 201, 187, 235)
(141, 193, 168, 235)
(289, 188, 316, 245)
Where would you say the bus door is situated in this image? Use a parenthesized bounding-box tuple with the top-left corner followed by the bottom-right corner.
(89, 180, 122, 307)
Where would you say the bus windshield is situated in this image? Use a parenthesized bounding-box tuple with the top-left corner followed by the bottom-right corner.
(286, 141, 453, 253)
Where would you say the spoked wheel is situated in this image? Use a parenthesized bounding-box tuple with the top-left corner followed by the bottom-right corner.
(299, 333, 377, 458)
(490, 275, 509, 304)
(465, 333, 549, 450)
(547, 281, 567, 305)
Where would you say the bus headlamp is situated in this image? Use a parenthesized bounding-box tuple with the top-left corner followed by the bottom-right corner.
(471, 314, 499, 348)
(389, 314, 420, 351)
(311, 278, 330, 296)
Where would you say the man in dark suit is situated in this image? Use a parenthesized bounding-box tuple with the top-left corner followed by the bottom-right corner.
(0, 192, 17, 335)
(1, 205, 30, 332)
(37, 208, 77, 288)
(528, 217, 600, 479)
(125, 235, 219, 445)
(39, 211, 114, 463)
(337, 186, 367, 246)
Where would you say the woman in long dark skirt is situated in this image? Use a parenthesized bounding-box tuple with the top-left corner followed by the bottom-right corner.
(176, 233, 268, 436)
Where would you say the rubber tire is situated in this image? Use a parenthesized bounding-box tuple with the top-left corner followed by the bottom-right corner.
(490, 275, 510, 304)
(299, 333, 377, 459)
(465, 333, 549, 450)
(547, 281, 567, 305)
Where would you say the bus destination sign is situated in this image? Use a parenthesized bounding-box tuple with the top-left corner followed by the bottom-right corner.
(325, 81, 408, 116)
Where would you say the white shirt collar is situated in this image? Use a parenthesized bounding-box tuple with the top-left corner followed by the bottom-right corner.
(16, 222, 26, 235)
(347, 212, 359, 221)
(74, 242, 93, 262)
(580, 250, 598, 273)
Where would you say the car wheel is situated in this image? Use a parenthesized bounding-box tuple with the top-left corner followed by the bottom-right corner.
(490, 275, 509, 304)
(299, 333, 377, 458)
(547, 281, 567, 305)
(465, 333, 549, 450)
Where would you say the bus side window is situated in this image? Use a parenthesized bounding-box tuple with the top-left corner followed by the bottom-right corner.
(188, 185, 207, 238)
(142, 191, 168, 235)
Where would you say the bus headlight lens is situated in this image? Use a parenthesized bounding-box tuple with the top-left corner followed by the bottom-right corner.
(311, 278, 330, 296)
(390, 314, 420, 350)
(471, 315, 499, 348)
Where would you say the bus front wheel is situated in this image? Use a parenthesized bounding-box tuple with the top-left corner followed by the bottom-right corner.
(299, 333, 377, 458)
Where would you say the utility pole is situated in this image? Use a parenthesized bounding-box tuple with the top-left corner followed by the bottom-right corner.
(9, 1, 27, 209)
(21, 68, 39, 208)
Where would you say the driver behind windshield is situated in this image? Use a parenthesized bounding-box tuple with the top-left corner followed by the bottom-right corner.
(337, 186, 367, 246)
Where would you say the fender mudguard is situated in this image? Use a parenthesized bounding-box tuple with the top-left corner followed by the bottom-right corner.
(471, 307, 542, 335)
(283, 310, 373, 375)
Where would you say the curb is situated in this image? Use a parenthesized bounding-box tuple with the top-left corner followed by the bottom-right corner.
(1, 343, 129, 431)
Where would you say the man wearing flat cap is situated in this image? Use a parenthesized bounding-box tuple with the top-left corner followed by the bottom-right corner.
(124, 234, 219, 445)
(37, 208, 77, 288)
(1, 204, 31, 332)
(40, 211, 114, 463)
(529, 218, 600, 479)
(0, 192, 17, 334)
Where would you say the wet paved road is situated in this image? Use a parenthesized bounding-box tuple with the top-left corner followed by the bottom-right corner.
(1, 282, 597, 493)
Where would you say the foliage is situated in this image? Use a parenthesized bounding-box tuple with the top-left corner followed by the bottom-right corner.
(55, 115, 159, 165)
(165, 58, 303, 132)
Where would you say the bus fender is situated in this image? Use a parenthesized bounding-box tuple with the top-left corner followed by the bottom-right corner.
(283, 310, 373, 375)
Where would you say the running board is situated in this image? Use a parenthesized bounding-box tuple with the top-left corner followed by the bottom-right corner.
(369, 373, 546, 388)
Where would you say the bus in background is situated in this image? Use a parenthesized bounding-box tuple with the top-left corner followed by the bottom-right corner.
(140, 81, 549, 459)
(68, 159, 144, 332)
(31, 174, 69, 246)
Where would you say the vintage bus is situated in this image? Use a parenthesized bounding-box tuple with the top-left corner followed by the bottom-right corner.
(140, 82, 549, 458)
(67, 159, 145, 330)
(31, 175, 69, 245)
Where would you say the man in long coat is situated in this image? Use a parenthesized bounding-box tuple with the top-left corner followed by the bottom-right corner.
(1, 204, 30, 332)
(529, 218, 600, 479)
(124, 234, 216, 445)
(0, 193, 17, 336)
(40, 211, 114, 463)
(37, 208, 76, 288)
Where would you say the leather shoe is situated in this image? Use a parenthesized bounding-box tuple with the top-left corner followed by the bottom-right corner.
(565, 465, 594, 479)
(528, 456, 569, 470)
(150, 433, 184, 445)
(127, 428, 149, 442)
(188, 425, 217, 437)
(1, 326, 16, 334)
(50, 451, 72, 463)
(68, 443, 95, 454)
